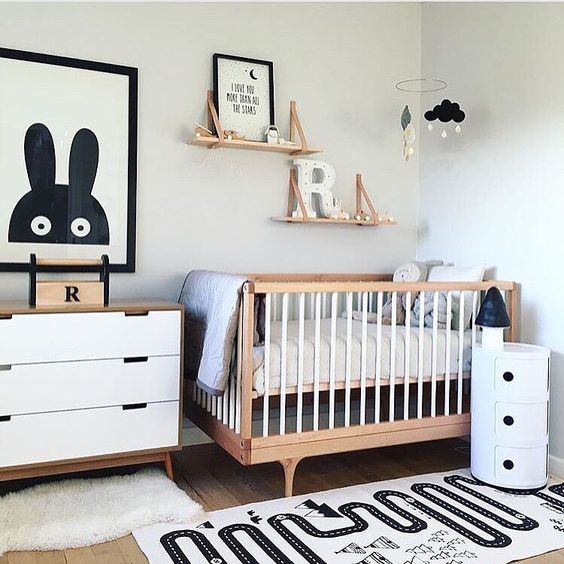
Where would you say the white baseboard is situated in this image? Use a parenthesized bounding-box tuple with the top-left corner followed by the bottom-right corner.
(550, 455, 564, 479)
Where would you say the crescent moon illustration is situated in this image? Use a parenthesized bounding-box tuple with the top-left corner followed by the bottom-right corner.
(250, 69, 258, 80)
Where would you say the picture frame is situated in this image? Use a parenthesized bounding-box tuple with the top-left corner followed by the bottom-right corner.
(0, 47, 138, 273)
(213, 53, 275, 142)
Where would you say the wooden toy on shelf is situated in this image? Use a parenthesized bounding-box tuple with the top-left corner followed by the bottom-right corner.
(223, 129, 246, 141)
(190, 91, 321, 155)
(194, 123, 214, 138)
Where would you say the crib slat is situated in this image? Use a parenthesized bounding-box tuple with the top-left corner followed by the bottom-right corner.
(222, 377, 229, 425)
(345, 292, 353, 427)
(404, 291, 412, 420)
(444, 291, 452, 416)
(458, 291, 465, 415)
(272, 293, 278, 322)
(313, 292, 322, 431)
(206, 391, 212, 413)
(369, 292, 374, 313)
(229, 355, 236, 429)
(431, 291, 439, 417)
(329, 292, 338, 429)
(211, 395, 217, 417)
(360, 291, 368, 426)
(297, 292, 305, 433)
(322, 292, 327, 318)
(217, 389, 222, 420)
(375, 291, 383, 424)
(234, 309, 243, 434)
(417, 290, 425, 419)
(389, 291, 397, 422)
(472, 291, 479, 346)
(279, 293, 289, 435)
(262, 293, 272, 437)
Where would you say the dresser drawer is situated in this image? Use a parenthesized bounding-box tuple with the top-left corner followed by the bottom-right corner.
(0, 356, 180, 416)
(495, 401, 548, 442)
(495, 445, 548, 487)
(494, 357, 549, 399)
(0, 401, 179, 468)
(0, 310, 181, 364)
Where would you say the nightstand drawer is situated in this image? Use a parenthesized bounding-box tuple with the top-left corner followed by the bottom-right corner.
(495, 402, 548, 442)
(0, 401, 180, 468)
(0, 310, 181, 364)
(0, 356, 180, 416)
(494, 358, 549, 398)
(495, 445, 548, 487)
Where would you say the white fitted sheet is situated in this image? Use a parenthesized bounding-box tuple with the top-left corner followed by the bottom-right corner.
(252, 318, 472, 396)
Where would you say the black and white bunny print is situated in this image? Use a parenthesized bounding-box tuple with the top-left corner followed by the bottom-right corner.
(8, 122, 110, 245)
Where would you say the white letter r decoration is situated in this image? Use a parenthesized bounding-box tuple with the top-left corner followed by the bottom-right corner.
(292, 159, 337, 219)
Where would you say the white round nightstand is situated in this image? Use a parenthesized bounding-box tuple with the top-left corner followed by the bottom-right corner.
(471, 342, 550, 491)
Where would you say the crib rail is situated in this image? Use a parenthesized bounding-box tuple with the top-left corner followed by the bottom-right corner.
(192, 277, 517, 449)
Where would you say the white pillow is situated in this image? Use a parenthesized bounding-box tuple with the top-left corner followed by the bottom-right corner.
(427, 264, 486, 329)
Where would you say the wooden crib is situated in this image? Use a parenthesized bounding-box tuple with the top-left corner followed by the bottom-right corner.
(186, 274, 518, 496)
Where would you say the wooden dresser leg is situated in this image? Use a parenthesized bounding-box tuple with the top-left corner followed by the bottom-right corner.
(280, 457, 302, 497)
(164, 452, 174, 481)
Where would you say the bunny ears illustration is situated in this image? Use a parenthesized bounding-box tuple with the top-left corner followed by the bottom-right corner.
(8, 123, 109, 245)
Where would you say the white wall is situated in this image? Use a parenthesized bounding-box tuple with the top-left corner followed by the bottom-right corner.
(419, 3, 564, 461)
(0, 2, 421, 301)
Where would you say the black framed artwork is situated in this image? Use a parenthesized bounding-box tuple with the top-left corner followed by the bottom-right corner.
(213, 53, 275, 141)
(0, 47, 137, 272)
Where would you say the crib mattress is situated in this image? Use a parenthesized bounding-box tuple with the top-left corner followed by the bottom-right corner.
(252, 318, 472, 396)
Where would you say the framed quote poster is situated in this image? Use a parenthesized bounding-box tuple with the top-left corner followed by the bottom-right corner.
(213, 53, 275, 141)
(0, 47, 137, 272)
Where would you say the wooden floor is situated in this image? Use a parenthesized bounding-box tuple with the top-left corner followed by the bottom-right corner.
(0, 439, 562, 563)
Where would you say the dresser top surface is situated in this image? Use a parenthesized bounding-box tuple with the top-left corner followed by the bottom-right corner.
(0, 300, 183, 315)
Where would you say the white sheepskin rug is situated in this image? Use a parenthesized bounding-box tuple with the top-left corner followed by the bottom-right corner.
(0, 468, 203, 557)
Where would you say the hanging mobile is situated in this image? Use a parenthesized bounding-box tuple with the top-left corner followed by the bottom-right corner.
(395, 78, 449, 159)
(424, 99, 466, 137)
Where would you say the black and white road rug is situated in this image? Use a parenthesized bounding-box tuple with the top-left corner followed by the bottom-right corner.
(133, 469, 564, 564)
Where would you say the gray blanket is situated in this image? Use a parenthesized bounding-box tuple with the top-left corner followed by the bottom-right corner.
(179, 270, 247, 396)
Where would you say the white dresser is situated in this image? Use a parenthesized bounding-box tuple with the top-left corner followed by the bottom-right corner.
(0, 302, 183, 481)
(471, 343, 550, 490)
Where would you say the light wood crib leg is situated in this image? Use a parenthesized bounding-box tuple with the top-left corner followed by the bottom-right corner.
(164, 452, 174, 481)
(280, 457, 302, 497)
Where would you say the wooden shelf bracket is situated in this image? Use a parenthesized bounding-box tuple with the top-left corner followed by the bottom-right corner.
(287, 168, 309, 220)
(355, 174, 378, 224)
(289, 100, 309, 155)
(206, 90, 225, 149)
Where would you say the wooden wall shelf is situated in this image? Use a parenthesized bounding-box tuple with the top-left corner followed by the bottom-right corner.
(272, 170, 396, 227)
(189, 92, 322, 156)
(191, 136, 321, 155)
(271, 217, 396, 226)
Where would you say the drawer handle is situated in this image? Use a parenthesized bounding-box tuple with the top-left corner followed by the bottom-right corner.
(503, 371, 514, 382)
(0, 365, 12, 372)
(503, 459, 514, 470)
(503, 415, 514, 426)
(125, 311, 149, 317)
(124, 356, 149, 364)
(0, 415, 11, 422)
(122, 403, 148, 411)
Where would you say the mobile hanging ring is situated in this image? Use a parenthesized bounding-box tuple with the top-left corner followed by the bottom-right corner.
(395, 78, 448, 93)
